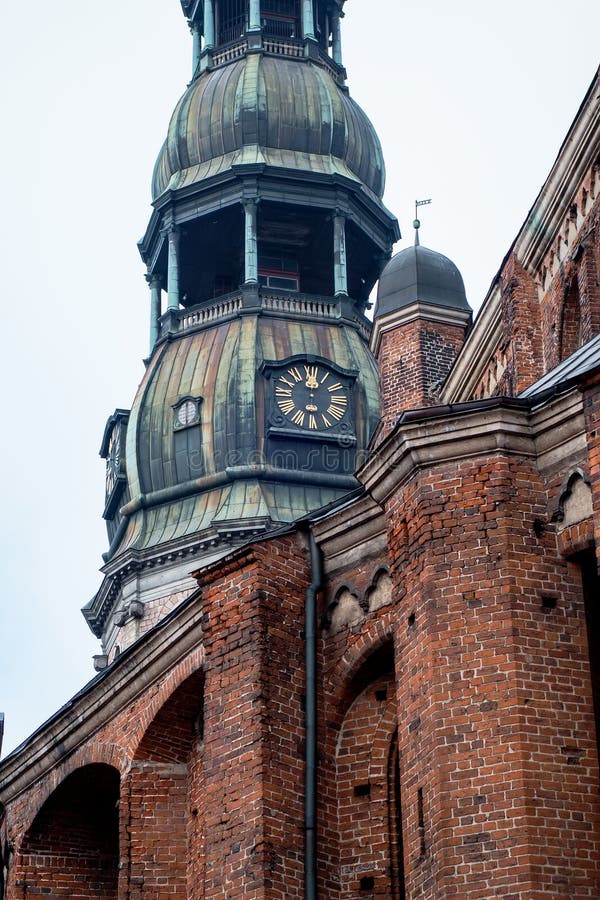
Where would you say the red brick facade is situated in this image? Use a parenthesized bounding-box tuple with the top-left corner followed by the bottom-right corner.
(1, 57, 599, 900)
(377, 319, 469, 435)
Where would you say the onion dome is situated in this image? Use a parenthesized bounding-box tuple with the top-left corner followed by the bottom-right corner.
(375, 243, 470, 318)
(152, 54, 386, 200)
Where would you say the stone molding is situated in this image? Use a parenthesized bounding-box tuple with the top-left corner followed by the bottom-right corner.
(0, 591, 204, 802)
(359, 390, 585, 506)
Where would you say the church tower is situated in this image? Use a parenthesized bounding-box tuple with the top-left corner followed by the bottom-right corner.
(84, 0, 399, 663)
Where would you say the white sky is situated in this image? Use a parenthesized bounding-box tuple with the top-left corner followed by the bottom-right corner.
(0, 1, 598, 758)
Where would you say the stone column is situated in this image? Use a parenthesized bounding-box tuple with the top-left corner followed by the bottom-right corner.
(167, 227, 181, 311)
(204, 0, 215, 49)
(243, 200, 259, 284)
(248, 0, 261, 32)
(331, 10, 343, 66)
(190, 19, 202, 73)
(333, 212, 348, 296)
(302, 0, 316, 40)
(146, 273, 162, 352)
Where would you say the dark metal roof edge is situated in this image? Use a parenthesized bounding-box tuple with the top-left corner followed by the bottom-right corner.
(396, 395, 531, 425)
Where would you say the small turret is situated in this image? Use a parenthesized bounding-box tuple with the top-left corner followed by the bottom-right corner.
(371, 219, 472, 436)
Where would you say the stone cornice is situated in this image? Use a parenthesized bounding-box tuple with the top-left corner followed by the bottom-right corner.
(370, 301, 472, 356)
(0, 590, 204, 801)
(311, 491, 386, 575)
(529, 387, 586, 474)
(359, 398, 534, 506)
(359, 390, 586, 507)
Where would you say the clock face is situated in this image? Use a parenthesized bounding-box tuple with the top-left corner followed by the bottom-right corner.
(177, 400, 198, 427)
(275, 364, 348, 430)
(106, 427, 121, 497)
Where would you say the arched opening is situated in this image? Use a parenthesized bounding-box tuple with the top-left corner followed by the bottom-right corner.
(126, 669, 205, 898)
(16, 764, 119, 898)
(336, 642, 405, 897)
(559, 277, 582, 360)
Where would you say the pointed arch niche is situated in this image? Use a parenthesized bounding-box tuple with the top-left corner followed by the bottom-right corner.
(124, 668, 205, 898)
(335, 642, 405, 898)
(15, 763, 119, 898)
(559, 275, 583, 360)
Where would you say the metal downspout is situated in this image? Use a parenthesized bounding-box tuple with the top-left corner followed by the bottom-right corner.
(305, 528, 322, 899)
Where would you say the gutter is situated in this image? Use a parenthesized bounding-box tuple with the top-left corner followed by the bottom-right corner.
(304, 527, 322, 900)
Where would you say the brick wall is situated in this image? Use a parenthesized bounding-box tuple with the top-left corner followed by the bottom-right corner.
(15, 764, 119, 899)
(194, 534, 310, 898)
(383, 450, 600, 897)
(377, 320, 468, 434)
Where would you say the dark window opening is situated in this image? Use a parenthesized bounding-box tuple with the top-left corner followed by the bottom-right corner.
(262, 0, 300, 37)
(217, 0, 248, 45)
(388, 730, 406, 899)
(258, 251, 299, 291)
(213, 275, 235, 297)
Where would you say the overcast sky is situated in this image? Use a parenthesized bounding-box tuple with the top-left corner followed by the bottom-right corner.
(0, 1, 598, 758)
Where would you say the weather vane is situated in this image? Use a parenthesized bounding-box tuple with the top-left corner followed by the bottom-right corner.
(413, 198, 431, 245)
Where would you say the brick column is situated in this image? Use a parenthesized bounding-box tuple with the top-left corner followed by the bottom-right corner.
(383, 440, 600, 897)
(194, 534, 310, 898)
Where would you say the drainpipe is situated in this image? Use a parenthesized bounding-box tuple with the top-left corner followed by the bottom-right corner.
(305, 528, 322, 899)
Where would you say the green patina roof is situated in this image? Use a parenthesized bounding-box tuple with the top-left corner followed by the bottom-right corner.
(152, 54, 386, 200)
(116, 314, 380, 558)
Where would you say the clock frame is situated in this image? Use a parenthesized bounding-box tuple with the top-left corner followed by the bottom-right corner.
(274, 362, 349, 431)
(99, 409, 130, 522)
(262, 356, 358, 477)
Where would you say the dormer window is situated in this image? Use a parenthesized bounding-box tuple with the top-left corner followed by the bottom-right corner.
(173, 397, 203, 482)
(174, 397, 201, 430)
(100, 410, 130, 519)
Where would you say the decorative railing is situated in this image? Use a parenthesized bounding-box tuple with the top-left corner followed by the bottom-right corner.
(207, 37, 345, 85)
(218, 13, 248, 46)
(162, 288, 372, 341)
(179, 293, 244, 331)
(262, 15, 300, 39)
(212, 39, 248, 66)
(261, 291, 337, 318)
(263, 37, 304, 57)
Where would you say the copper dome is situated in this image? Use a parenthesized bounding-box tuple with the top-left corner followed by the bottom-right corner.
(152, 54, 386, 200)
